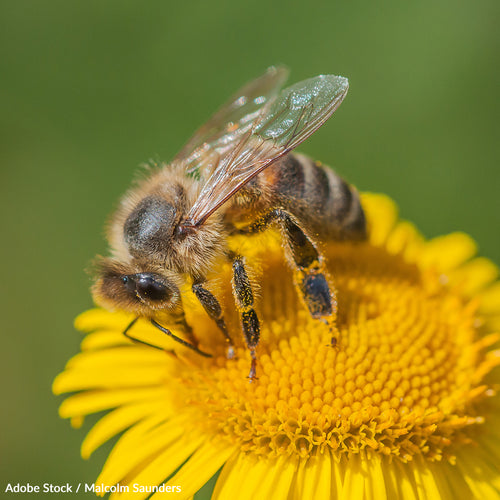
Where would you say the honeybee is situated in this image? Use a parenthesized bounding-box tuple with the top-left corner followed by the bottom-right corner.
(93, 67, 366, 379)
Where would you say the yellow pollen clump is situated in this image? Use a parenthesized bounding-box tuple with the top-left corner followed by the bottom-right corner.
(171, 235, 499, 463)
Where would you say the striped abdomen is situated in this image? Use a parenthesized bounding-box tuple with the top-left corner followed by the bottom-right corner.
(252, 152, 366, 241)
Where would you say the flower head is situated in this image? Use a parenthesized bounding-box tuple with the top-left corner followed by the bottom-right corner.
(54, 194, 500, 499)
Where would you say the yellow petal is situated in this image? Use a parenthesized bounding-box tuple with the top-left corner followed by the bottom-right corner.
(57, 387, 169, 416)
(386, 221, 424, 261)
(81, 330, 131, 350)
(109, 435, 205, 500)
(291, 452, 331, 500)
(429, 460, 472, 500)
(419, 233, 477, 272)
(75, 308, 134, 332)
(456, 444, 500, 498)
(53, 366, 167, 391)
(213, 453, 298, 500)
(65, 346, 168, 369)
(365, 455, 388, 500)
(81, 399, 171, 458)
(331, 456, 346, 498)
(362, 193, 399, 246)
(212, 452, 254, 500)
(449, 258, 499, 296)
(478, 282, 500, 315)
(381, 460, 419, 500)
(412, 457, 443, 500)
(338, 454, 365, 500)
(153, 439, 235, 500)
(484, 315, 500, 333)
(97, 417, 195, 488)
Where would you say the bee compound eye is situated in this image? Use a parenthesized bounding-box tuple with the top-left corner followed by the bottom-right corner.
(135, 275, 171, 302)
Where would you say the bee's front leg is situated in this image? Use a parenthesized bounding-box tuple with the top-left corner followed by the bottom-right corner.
(122, 316, 212, 357)
(192, 281, 235, 359)
(231, 256, 260, 381)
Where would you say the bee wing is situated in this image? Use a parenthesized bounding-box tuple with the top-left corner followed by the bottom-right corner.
(174, 66, 290, 181)
(185, 74, 349, 226)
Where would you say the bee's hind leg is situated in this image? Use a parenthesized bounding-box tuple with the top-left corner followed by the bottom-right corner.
(279, 211, 338, 345)
(192, 281, 235, 359)
(238, 209, 338, 346)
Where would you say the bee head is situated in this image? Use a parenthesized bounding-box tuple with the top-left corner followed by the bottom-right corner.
(92, 258, 181, 315)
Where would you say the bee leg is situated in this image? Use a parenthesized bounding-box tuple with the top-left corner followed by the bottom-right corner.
(169, 306, 199, 347)
(122, 316, 212, 357)
(151, 319, 212, 357)
(239, 209, 337, 344)
(192, 282, 235, 359)
(123, 317, 164, 350)
(232, 257, 260, 381)
(281, 213, 337, 329)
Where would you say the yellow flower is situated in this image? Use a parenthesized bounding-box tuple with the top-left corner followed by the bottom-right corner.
(53, 194, 500, 499)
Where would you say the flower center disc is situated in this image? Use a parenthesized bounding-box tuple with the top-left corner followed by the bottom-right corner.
(170, 233, 495, 463)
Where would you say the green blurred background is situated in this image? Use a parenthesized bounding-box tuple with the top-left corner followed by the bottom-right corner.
(1, 0, 498, 496)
